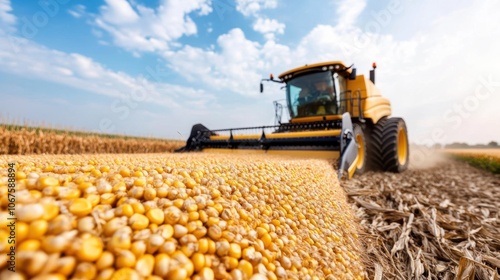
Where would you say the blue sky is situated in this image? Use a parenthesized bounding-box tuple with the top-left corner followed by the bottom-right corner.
(0, 0, 499, 145)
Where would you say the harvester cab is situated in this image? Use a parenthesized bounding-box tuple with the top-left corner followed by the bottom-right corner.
(286, 70, 338, 116)
(177, 61, 410, 179)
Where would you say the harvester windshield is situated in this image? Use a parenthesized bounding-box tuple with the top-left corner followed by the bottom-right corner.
(286, 71, 344, 118)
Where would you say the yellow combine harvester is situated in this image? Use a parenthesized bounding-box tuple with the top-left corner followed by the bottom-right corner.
(177, 61, 409, 179)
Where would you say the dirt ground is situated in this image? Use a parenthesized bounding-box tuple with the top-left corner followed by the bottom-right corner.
(343, 153, 500, 279)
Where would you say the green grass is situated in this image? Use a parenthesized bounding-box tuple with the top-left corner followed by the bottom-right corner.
(452, 154, 500, 174)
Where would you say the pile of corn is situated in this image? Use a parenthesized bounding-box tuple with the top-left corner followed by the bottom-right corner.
(0, 154, 365, 280)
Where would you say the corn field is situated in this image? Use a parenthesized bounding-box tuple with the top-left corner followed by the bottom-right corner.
(446, 149, 500, 174)
(0, 126, 184, 155)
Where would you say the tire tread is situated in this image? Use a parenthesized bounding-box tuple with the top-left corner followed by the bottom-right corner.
(380, 118, 409, 172)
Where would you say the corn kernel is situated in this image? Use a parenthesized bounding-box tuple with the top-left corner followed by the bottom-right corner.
(100, 193, 116, 205)
(18, 203, 44, 222)
(41, 203, 60, 221)
(28, 220, 48, 239)
(96, 268, 115, 280)
(108, 233, 131, 252)
(55, 256, 76, 276)
(229, 243, 242, 259)
(69, 198, 92, 217)
(116, 204, 134, 217)
(131, 202, 145, 214)
(224, 256, 239, 270)
(146, 208, 164, 224)
(16, 171, 27, 180)
(39, 177, 59, 188)
(129, 214, 149, 230)
(18, 239, 41, 251)
(168, 267, 188, 280)
(116, 250, 136, 268)
(198, 267, 215, 280)
(76, 236, 103, 262)
(144, 188, 156, 201)
(96, 251, 114, 270)
(133, 178, 146, 187)
(135, 254, 155, 277)
(111, 267, 140, 280)
(154, 254, 171, 277)
(119, 168, 131, 177)
(86, 194, 101, 207)
(17, 222, 29, 242)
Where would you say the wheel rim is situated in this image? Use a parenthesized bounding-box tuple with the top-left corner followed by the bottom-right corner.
(356, 133, 365, 169)
(397, 126, 408, 165)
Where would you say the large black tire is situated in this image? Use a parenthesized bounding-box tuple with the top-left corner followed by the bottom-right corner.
(353, 124, 367, 175)
(379, 118, 409, 172)
(366, 118, 386, 171)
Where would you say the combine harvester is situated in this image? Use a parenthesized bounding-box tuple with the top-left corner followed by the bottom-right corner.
(177, 61, 409, 179)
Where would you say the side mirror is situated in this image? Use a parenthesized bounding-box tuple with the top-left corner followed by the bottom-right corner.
(260, 83, 264, 93)
(349, 68, 357, 80)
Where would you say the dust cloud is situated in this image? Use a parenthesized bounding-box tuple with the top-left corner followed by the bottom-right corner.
(408, 146, 450, 170)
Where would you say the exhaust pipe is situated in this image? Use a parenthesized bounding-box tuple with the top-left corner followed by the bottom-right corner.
(369, 62, 376, 84)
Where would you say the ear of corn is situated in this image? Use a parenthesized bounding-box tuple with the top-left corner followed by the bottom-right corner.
(0, 154, 365, 279)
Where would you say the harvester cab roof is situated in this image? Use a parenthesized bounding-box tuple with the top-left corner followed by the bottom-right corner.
(278, 61, 355, 82)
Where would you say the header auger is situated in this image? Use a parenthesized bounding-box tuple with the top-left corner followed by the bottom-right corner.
(177, 61, 409, 179)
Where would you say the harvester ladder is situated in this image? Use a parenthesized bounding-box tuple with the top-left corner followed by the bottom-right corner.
(340, 90, 364, 122)
(353, 89, 364, 121)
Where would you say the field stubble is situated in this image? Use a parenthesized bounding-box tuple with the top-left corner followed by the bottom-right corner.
(345, 152, 500, 279)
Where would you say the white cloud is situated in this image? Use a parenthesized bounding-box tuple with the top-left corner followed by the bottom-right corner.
(67, 4, 87, 19)
(0, 0, 16, 32)
(235, 0, 277, 17)
(252, 17, 285, 40)
(335, 0, 366, 29)
(0, 34, 218, 111)
(93, 0, 212, 53)
(166, 28, 292, 97)
(100, 0, 139, 24)
(71, 54, 104, 78)
(234, 0, 283, 40)
(55, 67, 73, 76)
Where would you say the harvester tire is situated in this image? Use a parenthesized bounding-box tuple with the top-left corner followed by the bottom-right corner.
(366, 118, 386, 171)
(353, 124, 367, 175)
(380, 117, 409, 172)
